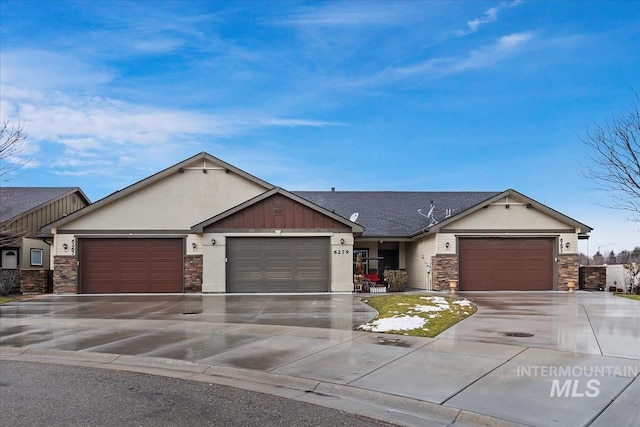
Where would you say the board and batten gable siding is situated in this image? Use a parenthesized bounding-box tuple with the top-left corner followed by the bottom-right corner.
(201, 193, 354, 293)
(405, 236, 436, 290)
(205, 194, 352, 232)
(3, 192, 88, 238)
(58, 162, 266, 232)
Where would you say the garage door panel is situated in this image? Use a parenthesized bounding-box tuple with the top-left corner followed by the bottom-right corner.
(227, 237, 329, 293)
(459, 238, 553, 291)
(267, 272, 292, 280)
(298, 272, 322, 280)
(80, 239, 183, 293)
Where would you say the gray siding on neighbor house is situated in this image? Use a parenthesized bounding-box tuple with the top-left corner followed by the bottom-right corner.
(2, 192, 88, 239)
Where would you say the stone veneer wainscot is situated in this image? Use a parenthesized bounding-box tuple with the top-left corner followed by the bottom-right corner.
(53, 256, 78, 293)
(557, 254, 580, 291)
(184, 255, 203, 293)
(431, 254, 459, 291)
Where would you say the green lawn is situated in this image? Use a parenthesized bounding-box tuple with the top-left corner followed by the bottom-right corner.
(359, 293, 477, 338)
(0, 296, 20, 304)
(615, 293, 640, 301)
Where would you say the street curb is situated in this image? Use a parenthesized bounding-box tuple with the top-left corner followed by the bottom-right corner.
(1, 347, 529, 427)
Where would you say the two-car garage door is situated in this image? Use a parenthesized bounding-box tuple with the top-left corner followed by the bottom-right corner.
(459, 238, 554, 291)
(226, 237, 329, 293)
(80, 239, 183, 293)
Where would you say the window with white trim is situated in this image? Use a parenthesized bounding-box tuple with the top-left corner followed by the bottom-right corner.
(30, 249, 43, 266)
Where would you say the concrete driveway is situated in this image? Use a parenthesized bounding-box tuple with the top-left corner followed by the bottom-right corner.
(442, 291, 640, 359)
(1, 291, 639, 427)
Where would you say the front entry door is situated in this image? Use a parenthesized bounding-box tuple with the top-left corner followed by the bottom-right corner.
(378, 249, 399, 271)
(1, 249, 18, 269)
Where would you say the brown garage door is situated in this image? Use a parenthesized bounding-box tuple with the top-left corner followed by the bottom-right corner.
(80, 238, 183, 293)
(459, 238, 553, 291)
(227, 237, 329, 293)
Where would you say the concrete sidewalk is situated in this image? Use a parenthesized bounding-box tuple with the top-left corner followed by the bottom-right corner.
(1, 292, 639, 426)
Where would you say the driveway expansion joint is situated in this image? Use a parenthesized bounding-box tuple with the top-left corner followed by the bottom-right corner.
(440, 345, 529, 405)
(582, 304, 604, 356)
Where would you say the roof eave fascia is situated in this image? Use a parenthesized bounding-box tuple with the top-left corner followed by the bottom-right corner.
(5, 187, 90, 227)
(506, 189, 593, 234)
(41, 152, 275, 234)
(409, 189, 593, 237)
(74, 188, 92, 205)
(202, 152, 274, 190)
(356, 236, 413, 242)
(409, 192, 504, 238)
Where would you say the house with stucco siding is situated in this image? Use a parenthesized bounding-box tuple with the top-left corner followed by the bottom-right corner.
(40, 152, 591, 294)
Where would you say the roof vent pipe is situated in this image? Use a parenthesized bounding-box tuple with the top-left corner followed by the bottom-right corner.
(331, 187, 335, 192)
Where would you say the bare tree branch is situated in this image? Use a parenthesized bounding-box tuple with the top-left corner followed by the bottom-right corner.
(582, 90, 640, 221)
(0, 120, 31, 252)
(0, 119, 29, 179)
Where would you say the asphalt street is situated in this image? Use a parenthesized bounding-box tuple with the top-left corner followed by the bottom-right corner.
(0, 360, 393, 427)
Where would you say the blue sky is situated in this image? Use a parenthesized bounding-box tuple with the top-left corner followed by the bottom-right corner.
(1, 1, 639, 255)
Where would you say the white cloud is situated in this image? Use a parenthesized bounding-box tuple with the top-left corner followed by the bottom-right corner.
(0, 49, 115, 92)
(274, 3, 411, 27)
(453, 1, 522, 37)
(132, 38, 186, 54)
(374, 32, 532, 82)
(0, 83, 342, 182)
(77, 6, 223, 56)
(466, 7, 499, 33)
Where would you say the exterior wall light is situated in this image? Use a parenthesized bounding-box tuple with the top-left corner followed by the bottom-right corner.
(192, 242, 197, 250)
(211, 238, 216, 245)
(340, 238, 345, 245)
(63, 243, 68, 250)
(445, 242, 450, 249)
(565, 242, 570, 249)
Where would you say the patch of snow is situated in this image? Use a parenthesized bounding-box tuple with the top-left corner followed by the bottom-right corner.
(414, 304, 444, 313)
(359, 315, 426, 332)
(454, 299, 472, 307)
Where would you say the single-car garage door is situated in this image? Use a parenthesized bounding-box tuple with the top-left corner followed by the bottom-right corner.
(80, 238, 183, 293)
(227, 237, 329, 293)
(459, 238, 554, 291)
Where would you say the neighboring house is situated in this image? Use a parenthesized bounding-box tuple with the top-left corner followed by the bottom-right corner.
(40, 152, 592, 294)
(0, 187, 90, 293)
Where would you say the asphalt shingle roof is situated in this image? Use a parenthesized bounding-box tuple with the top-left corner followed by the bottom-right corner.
(0, 187, 85, 223)
(294, 191, 500, 237)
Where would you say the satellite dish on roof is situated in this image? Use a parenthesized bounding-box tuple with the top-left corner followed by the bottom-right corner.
(417, 201, 438, 227)
(426, 205, 435, 218)
(350, 212, 359, 222)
